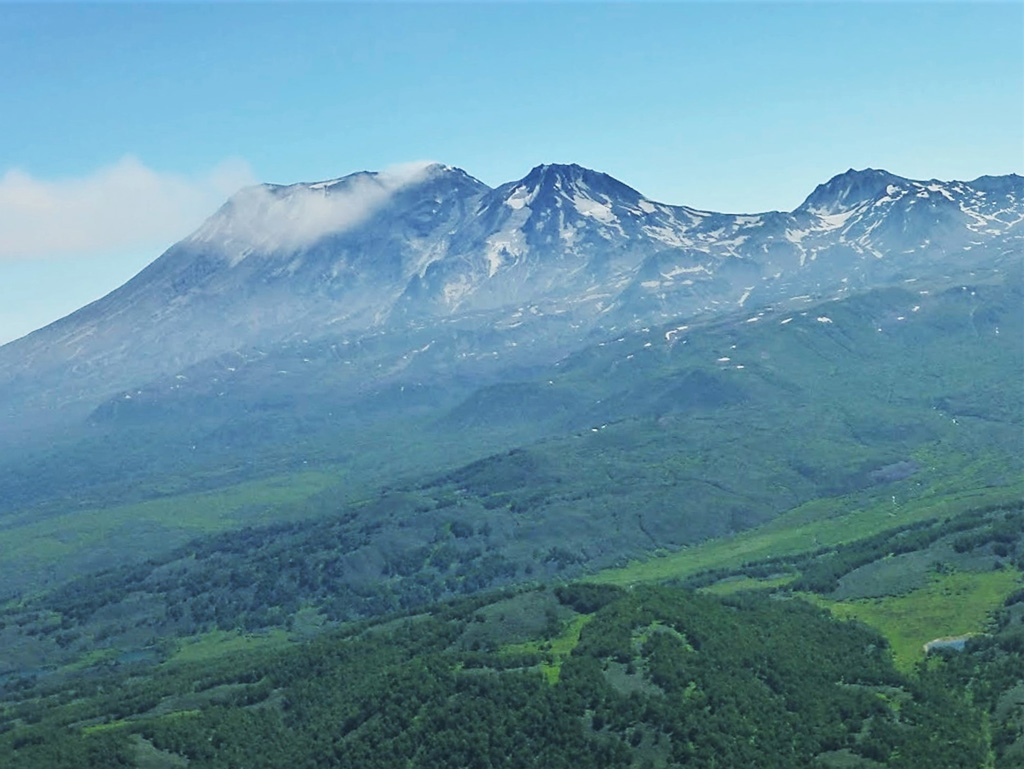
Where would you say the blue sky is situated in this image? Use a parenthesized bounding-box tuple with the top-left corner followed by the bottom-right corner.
(1, 2, 1021, 344)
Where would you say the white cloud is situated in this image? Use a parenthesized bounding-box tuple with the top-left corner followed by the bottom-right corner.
(188, 160, 438, 263)
(0, 156, 257, 260)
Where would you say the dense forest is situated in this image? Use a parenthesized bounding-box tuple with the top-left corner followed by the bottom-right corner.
(5, 578, 1022, 769)
(4, 496, 1024, 769)
(3, 498, 1019, 675)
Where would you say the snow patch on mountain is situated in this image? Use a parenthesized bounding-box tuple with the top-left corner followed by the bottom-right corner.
(443, 274, 473, 307)
(643, 225, 690, 248)
(663, 264, 707, 278)
(816, 209, 859, 231)
(504, 184, 537, 211)
(572, 193, 617, 224)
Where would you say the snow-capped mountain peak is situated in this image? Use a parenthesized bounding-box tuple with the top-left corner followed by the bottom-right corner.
(0, 163, 1019, 447)
(520, 162, 640, 194)
(797, 168, 908, 215)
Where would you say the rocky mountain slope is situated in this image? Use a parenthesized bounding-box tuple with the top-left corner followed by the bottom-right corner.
(1, 163, 1020, 448)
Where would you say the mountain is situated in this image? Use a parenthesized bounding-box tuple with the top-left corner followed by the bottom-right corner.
(0, 163, 1020, 450)
(0, 162, 1019, 595)
(0, 163, 1021, 739)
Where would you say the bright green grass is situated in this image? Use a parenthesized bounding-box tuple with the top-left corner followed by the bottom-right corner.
(82, 719, 133, 735)
(504, 613, 593, 684)
(166, 628, 292, 666)
(0, 470, 340, 574)
(65, 647, 122, 672)
(592, 471, 1023, 588)
(805, 568, 1022, 672)
(699, 575, 795, 596)
(80, 710, 202, 736)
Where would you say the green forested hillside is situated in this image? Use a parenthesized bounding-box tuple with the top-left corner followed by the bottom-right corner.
(4, 273, 1020, 591)
(0, 272, 1020, 767)
(3, 501, 1023, 767)
(1, 273, 1020, 677)
(2, 582, 1013, 769)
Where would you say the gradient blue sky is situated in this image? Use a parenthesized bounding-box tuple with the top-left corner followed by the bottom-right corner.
(1, 2, 1021, 343)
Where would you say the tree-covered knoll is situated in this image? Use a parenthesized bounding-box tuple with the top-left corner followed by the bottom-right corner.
(0, 584, 1001, 768)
